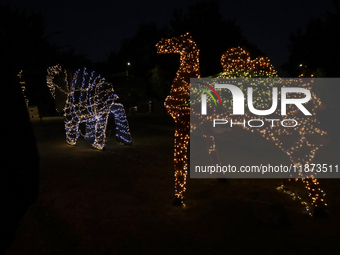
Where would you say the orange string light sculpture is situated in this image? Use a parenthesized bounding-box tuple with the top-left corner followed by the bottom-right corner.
(157, 34, 328, 215)
(203, 47, 328, 215)
(156, 32, 200, 205)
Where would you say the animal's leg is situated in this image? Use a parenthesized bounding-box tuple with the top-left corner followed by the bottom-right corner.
(304, 178, 327, 216)
(203, 135, 220, 165)
(279, 161, 327, 216)
(65, 118, 79, 145)
(173, 126, 190, 206)
(111, 104, 132, 145)
(203, 135, 225, 181)
(92, 114, 108, 150)
(85, 117, 96, 140)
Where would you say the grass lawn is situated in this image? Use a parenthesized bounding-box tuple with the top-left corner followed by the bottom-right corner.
(6, 113, 340, 255)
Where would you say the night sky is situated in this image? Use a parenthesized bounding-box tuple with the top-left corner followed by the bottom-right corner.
(2, 0, 336, 74)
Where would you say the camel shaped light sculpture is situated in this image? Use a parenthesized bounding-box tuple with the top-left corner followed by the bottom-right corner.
(156, 33, 328, 215)
(47, 64, 132, 150)
(156, 32, 201, 205)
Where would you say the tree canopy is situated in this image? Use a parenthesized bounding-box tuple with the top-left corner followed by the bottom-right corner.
(170, 0, 264, 77)
(282, 1, 340, 77)
(1, 1, 271, 113)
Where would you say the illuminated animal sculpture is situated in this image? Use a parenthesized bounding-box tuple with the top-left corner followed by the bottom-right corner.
(156, 32, 200, 205)
(47, 64, 132, 150)
(157, 33, 328, 215)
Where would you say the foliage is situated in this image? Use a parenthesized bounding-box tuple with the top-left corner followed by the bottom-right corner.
(0, 4, 93, 116)
(170, 0, 265, 77)
(282, 2, 340, 77)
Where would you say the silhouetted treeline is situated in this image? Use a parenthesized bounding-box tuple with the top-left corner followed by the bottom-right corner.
(0, 1, 269, 113)
(282, 0, 340, 77)
(102, 0, 266, 108)
(0, 4, 93, 116)
(169, 0, 264, 77)
(4, 0, 340, 114)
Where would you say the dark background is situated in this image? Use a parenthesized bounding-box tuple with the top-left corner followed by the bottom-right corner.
(2, 0, 340, 115)
(1, 0, 336, 72)
(2, 1, 340, 254)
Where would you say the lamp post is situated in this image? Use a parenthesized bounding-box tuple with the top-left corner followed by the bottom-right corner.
(126, 62, 131, 112)
(126, 62, 130, 79)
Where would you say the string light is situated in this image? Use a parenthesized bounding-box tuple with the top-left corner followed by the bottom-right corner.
(192, 47, 327, 215)
(18, 70, 29, 107)
(156, 32, 200, 205)
(47, 64, 132, 150)
(157, 35, 327, 215)
(220, 46, 276, 76)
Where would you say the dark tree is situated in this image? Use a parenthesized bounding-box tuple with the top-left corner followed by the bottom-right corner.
(0, 5, 40, 251)
(0, 4, 94, 116)
(0, 5, 56, 110)
(104, 23, 172, 107)
(1, 73, 40, 253)
(282, 2, 340, 77)
(104, 1, 265, 105)
(170, 0, 265, 77)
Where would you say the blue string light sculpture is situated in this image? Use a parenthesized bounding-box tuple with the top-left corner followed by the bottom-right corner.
(47, 64, 132, 150)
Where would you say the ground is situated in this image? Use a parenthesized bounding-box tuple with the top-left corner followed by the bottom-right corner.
(6, 113, 340, 255)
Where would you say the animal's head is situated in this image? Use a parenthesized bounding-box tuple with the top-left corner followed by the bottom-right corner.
(156, 32, 196, 55)
(220, 46, 277, 76)
(46, 64, 70, 113)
